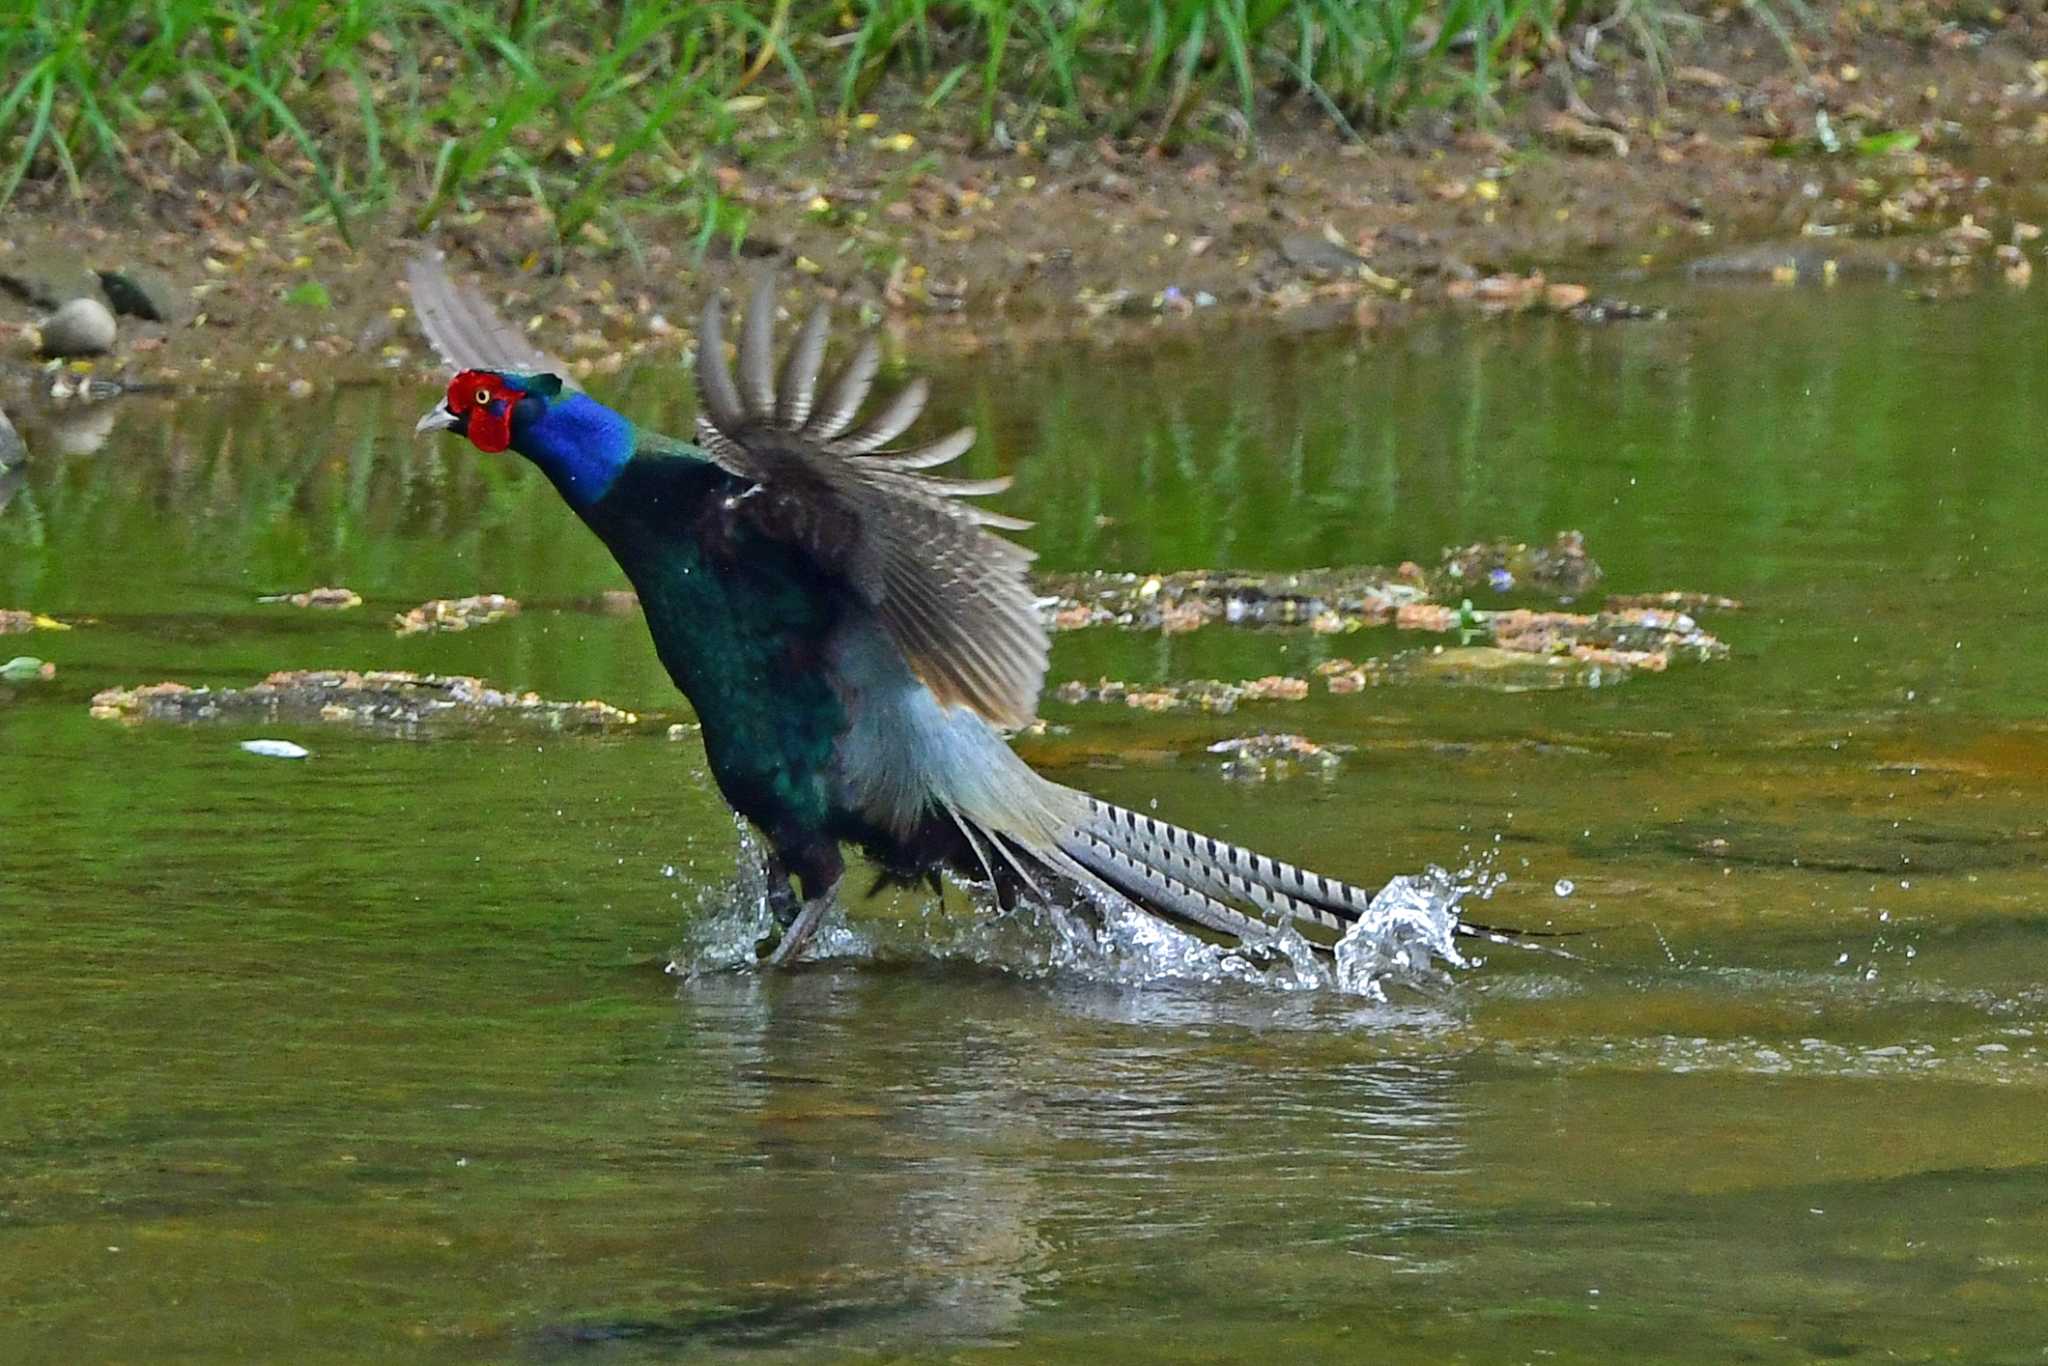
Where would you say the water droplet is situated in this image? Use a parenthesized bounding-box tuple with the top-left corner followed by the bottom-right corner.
(1554, 878, 1575, 897)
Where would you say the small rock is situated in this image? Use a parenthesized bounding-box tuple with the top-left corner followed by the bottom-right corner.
(1542, 113, 1629, 157)
(95, 266, 185, 323)
(1209, 732, 1347, 782)
(1279, 233, 1367, 276)
(260, 587, 362, 610)
(1238, 675, 1310, 702)
(0, 251, 100, 309)
(0, 610, 69, 634)
(1673, 65, 1733, 90)
(0, 656, 54, 683)
(1604, 591, 1741, 613)
(393, 593, 519, 635)
(1687, 240, 1902, 284)
(1543, 282, 1590, 312)
(0, 404, 24, 467)
(91, 670, 638, 734)
(240, 739, 310, 759)
(40, 297, 117, 357)
(1574, 297, 1667, 323)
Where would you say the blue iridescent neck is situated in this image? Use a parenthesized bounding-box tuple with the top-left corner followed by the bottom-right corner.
(511, 392, 634, 509)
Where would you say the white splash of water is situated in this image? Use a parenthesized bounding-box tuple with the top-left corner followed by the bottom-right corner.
(668, 830, 1499, 999)
(1331, 867, 1475, 1001)
(666, 819, 873, 978)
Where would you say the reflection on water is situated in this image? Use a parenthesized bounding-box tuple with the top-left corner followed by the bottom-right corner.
(6, 280, 2048, 1359)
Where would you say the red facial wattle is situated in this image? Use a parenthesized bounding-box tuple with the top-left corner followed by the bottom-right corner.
(448, 370, 515, 453)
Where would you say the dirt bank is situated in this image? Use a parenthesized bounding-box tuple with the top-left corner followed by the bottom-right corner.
(2, 9, 2045, 405)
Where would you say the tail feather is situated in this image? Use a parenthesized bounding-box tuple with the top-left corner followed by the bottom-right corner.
(1056, 833, 1289, 945)
(907, 698, 1516, 958)
(1054, 796, 1376, 948)
(1041, 797, 1578, 959)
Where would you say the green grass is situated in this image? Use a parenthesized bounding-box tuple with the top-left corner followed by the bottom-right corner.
(0, 0, 1711, 246)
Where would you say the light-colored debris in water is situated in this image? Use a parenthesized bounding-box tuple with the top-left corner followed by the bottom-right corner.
(240, 739, 310, 759)
(1208, 733, 1348, 782)
(1436, 531, 1602, 597)
(1, 656, 54, 682)
(89, 670, 637, 733)
(1486, 607, 1727, 664)
(1315, 658, 1389, 694)
(1603, 590, 1742, 612)
(393, 593, 520, 635)
(1446, 272, 1599, 315)
(1052, 674, 1312, 715)
(1040, 567, 1429, 635)
(260, 587, 362, 610)
(0, 610, 70, 634)
(1044, 534, 1603, 637)
(1239, 675, 1309, 702)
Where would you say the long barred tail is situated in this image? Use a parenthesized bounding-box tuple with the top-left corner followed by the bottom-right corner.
(936, 725, 1550, 956)
(1049, 796, 1390, 950)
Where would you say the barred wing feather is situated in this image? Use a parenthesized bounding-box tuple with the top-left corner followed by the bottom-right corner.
(694, 279, 1049, 729)
(405, 252, 577, 383)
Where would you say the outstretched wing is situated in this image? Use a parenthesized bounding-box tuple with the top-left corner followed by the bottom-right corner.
(694, 280, 1048, 729)
(405, 251, 578, 385)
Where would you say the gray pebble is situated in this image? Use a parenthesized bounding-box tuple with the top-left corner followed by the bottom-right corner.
(0, 251, 99, 309)
(40, 297, 117, 357)
(1278, 232, 1367, 277)
(97, 266, 184, 323)
(0, 405, 23, 467)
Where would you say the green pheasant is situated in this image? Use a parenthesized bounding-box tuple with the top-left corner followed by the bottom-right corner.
(411, 257, 1492, 967)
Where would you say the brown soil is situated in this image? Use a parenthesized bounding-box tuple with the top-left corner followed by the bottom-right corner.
(2, 11, 2045, 398)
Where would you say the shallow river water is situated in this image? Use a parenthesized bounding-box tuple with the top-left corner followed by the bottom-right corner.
(4, 280, 2048, 1361)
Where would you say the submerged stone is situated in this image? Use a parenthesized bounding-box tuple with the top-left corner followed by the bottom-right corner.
(1052, 674, 1311, 715)
(1435, 530, 1602, 598)
(259, 586, 363, 610)
(95, 265, 185, 323)
(393, 593, 519, 634)
(1604, 590, 1742, 613)
(0, 611, 70, 635)
(1208, 732, 1347, 781)
(0, 656, 53, 683)
(1043, 533, 1605, 638)
(0, 404, 24, 467)
(1688, 240, 1905, 284)
(0, 250, 99, 309)
(1040, 566, 1429, 634)
(89, 670, 638, 734)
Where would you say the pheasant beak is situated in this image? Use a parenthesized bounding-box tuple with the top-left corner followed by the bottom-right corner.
(414, 400, 460, 437)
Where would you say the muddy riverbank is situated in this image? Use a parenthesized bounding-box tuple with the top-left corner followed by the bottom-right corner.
(1, 9, 2046, 407)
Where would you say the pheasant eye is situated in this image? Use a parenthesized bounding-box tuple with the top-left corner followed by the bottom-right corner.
(473, 387, 493, 407)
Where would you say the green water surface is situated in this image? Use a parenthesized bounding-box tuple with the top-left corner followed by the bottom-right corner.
(4, 281, 2048, 1362)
